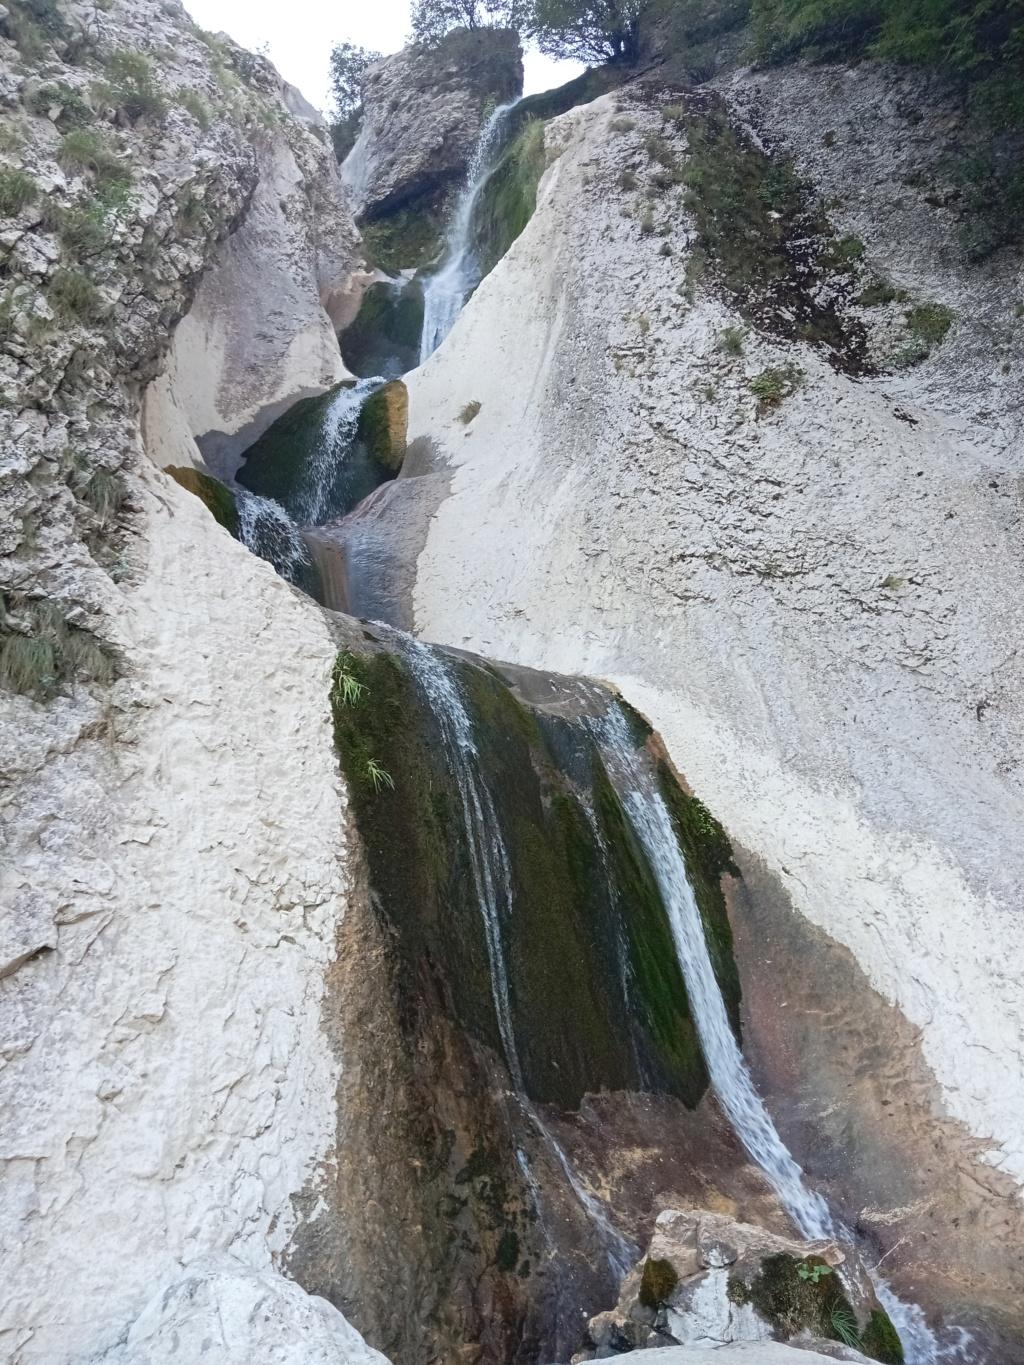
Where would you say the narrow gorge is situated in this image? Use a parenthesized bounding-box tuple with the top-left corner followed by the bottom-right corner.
(1, 3, 1023, 1365)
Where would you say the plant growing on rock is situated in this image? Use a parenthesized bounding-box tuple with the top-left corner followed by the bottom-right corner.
(0, 168, 38, 217)
(750, 362, 804, 410)
(48, 268, 101, 321)
(0, 595, 114, 699)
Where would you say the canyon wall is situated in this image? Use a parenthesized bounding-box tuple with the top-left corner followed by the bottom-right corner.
(404, 71, 1024, 1345)
(0, 1, 371, 1358)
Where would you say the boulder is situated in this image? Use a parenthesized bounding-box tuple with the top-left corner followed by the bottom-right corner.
(573, 1210, 901, 1365)
(357, 380, 410, 471)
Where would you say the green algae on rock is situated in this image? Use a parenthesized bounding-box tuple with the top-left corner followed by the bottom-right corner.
(166, 465, 239, 537)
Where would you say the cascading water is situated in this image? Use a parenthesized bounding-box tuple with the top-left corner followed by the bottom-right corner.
(393, 631, 636, 1276)
(294, 376, 383, 525)
(235, 488, 312, 585)
(419, 102, 518, 362)
(593, 704, 944, 1364)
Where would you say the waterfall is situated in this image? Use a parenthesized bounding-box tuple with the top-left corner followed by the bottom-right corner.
(235, 489, 312, 584)
(393, 632, 636, 1275)
(295, 376, 382, 526)
(593, 704, 943, 1364)
(419, 103, 517, 362)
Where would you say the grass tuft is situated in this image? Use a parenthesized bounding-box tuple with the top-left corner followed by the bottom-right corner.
(0, 168, 38, 217)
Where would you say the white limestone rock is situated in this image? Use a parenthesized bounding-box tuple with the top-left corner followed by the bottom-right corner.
(93, 1256, 390, 1365)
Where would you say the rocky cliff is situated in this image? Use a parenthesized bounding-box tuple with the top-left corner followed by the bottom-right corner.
(0, 0, 369, 1359)
(402, 66, 1024, 1355)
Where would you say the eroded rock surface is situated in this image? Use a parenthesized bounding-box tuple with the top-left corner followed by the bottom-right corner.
(403, 71, 1024, 1350)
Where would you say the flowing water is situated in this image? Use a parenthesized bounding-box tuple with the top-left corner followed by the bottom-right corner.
(293, 376, 383, 525)
(392, 632, 636, 1276)
(419, 103, 518, 362)
(235, 488, 312, 584)
(592, 704, 943, 1364)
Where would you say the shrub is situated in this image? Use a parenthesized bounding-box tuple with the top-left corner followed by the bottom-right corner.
(856, 277, 909, 306)
(105, 50, 167, 122)
(82, 469, 127, 518)
(459, 400, 482, 424)
(49, 268, 101, 320)
(718, 324, 747, 355)
(906, 302, 955, 344)
(58, 128, 132, 191)
(26, 81, 93, 128)
(0, 168, 38, 217)
(58, 202, 109, 257)
(618, 168, 637, 190)
(4, 0, 67, 58)
(750, 362, 804, 409)
(610, 116, 636, 132)
(175, 88, 210, 130)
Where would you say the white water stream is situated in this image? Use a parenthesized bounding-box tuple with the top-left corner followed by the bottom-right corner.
(235, 488, 311, 581)
(592, 704, 944, 1363)
(295, 375, 382, 525)
(419, 102, 518, 362)
(395, 633, 636, 1276)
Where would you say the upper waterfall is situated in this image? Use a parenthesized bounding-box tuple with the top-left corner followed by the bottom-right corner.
(420, 102, 519, 362)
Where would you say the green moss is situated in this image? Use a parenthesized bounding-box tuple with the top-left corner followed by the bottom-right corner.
(330, 644, 723, 1113)
(339, 279, 424, 378)
(472, 118, 548, 279)
(355, 380, 408, 471)
(639, 1257, 678, 1309)
(906, 302, 955, 344)
(656, 761, 743, 1034)
(361, 205, 442, 274)
(862, 1308, 905, 1364)
(745, 1253, 856, 1343)
(166, 465, 239, 537)
(676, 95, 869, 373)
(495, 1228, 520, 1272)
(856, 277, 909, 307)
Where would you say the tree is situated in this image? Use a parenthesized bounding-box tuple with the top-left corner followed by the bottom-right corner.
(529, 0, 656, 62)
(328, 41, 381, 120)
(410, 0, 530, 46)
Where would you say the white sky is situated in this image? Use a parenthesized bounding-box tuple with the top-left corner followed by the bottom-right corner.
(183, 0, 584, 114)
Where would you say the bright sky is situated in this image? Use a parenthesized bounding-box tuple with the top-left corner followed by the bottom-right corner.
(183, 0, 584, 115)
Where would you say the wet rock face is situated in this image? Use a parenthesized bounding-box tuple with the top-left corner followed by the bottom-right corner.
(342, 28, 523, 244)
(577, 1209, 898, 1363)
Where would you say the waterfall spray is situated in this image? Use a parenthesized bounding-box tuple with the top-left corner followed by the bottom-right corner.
(295, 376, 383, 525)
(419, 103, 518, 362)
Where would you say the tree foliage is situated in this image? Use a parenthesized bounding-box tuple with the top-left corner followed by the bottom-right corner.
(410, 0, 530, 45)
(328, 41, 381, 119)
(530, 0, 657, 60)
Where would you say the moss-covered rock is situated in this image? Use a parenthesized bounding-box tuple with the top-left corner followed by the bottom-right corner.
(356, 380, 408, 472)
(472, 118, 548, 279)
(339, 278, 424, 377)
(862, 1308, 906, 1364)
(236, 381, 399, 525)
(639, 1256, 679, 1309)
(328, 639, 739, 1112)
(165, 464, 239, 537)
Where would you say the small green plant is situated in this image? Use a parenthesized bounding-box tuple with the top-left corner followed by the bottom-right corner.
(750, 363, 804, 410)
(645, 134, 676, 169)
(822, 129, 837, 147)
(58, 202, 110, 257)
(881, 573, 905, 590)
(825, 233, 866, 270)
(458, 400, 482, 424)
(48, 268, 101, 321)
(365, 757, 394, 792)
(717, 325, 747, 356)
(82, 469, 126, 519)
(617, 168, 636, 191)
(796, 1259, 832, 1285)
(175, 88, 210, 130)
(829, 1302, 861, 1349)
(662, 103, 685, 122)
(27, 82, 94, 129)
(0, 596, 114, 699)
(105, 50, 167, 122)
(640, 209, 656, 235)
(0, 168, 38, 217)
(609, 116, 635, 133)
(333, 665, 367, 707)
(906, 302, 955, 344)
(856, 277, 908, 307)
(659, 240, 673, 256)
